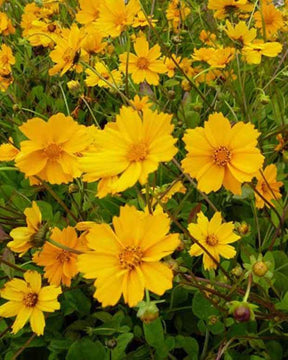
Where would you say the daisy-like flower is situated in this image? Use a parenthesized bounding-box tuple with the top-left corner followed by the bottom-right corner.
(130, 95, 151, 112)
(207, 47, 235, 68)
(119, 36, 167, 85)
(242, 41, 283, 64)
(85, 62, 122, 89)
(254, 3, 284, 39)
(33, 227, 85, 287)
(207, 0, 253, 19)
(255, 164, 283, 209)
(0, 12, 15, 35)
(166, 0, 191, 33)
(189, 212, 240, 270)
(164, 54, 182, 78)
(0, 44, 15, 73)
(0, 139, 19, 161)
(77, 205, 180, 307)
(181, 112, 264, 195)
(80, 106, 177, 195)
(0, 271, 61, 335)
(225, 21, 257, 45)
(96, 0, 140, 38)
(15, 113, 90, 184)
(76, 0, 102, 25)
(8, 202, 43, 256)
(199, 30, 217, 46)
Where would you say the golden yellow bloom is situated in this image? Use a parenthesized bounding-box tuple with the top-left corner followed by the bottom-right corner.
(77, 205, 180, 307)
(0, 12, 15, 35)
(192, 47, 216, 63)
(132, 11, 157, 28)
(181, 112, 264, 194)
(76, 0, 102, 24)
(81, 106, 177, 195)
(0, 44, 15, 73)
(254, 3, 284, 39)
(15, 113, 90, 184)
(166, 0, 191, 33)
(0, 139, 19, 161)
(33, 227, 85, 287)
(225, 21, 257, 45)
(208, 0, 253, 19)
(199, 30, 217, 46)
(0, 270, 61, 335)
(130, 95, 151, 112)
(96, 0, 140, 38)
(164, 54, 182, 78)
(189, 212, 240, 270)
(119, 36, 166, 85)
(81, 23, 106, 55)
(242, 41, 283, 64)
(255, 164, 283, 209)
(85, 62, 122, 89)
(24, 20, 61, 48)
(207, 47, 235, 68)
(8, 202, 43, 256)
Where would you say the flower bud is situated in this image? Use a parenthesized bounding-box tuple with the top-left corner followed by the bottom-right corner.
(233, 305, 251, 322)
(252, 261, 268, 277)
(137, 301, 159, 324)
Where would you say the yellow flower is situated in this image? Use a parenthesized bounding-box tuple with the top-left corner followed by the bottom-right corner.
(8, 202, 43, 256)
(0, 270, 61, 336)
(189, 212, 240, 270)
(225, 21, 257, 45)
(166, 0, 191, 33)
(130, 95, 152, 112)
(164, 54, 182, 78)
(77, 205, 180, 307)
(199, 30, 217, 46)
(255, 164, 283, 209)
(242, 41, 283, 64)
(207, 0, 253, 19)
(207, 47, 235, 68)
(119, 36, 167, 85)
(254, 3, 284, 39)
(76, 0, 102, 25)
(81, 106, 177, 195)
(132, 11, 157, 28)
(0, 139, 19, 161)
(81, 23, 106, 55)
(33, 227, 85, 287)
(85, 62, 122, 89)
(15, 113, 90, 184)
(181, 112, 264, 194)
(0, 44, 15, 73)
(0, 12, 15, 35)
(192, 47, 216, 63)
(96, 0, 140, 38)
(274, 133, 285, 152)
(24, 20, 61, 48)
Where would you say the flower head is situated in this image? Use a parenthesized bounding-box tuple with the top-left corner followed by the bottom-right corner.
(225, 21, 257, 45)
(0, 271, 61, 335)
(77, 205, 180, 307)
(189, 212, 240, 270)
(182, 112, 264, 194)
(208, 0, 253, 19)
(76, 0, 102, 25)
(85, 62, 122, 89)
(254, 3, 284, 39)
(242, 41, 282, 64)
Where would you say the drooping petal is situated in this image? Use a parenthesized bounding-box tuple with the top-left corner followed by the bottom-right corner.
(141, 262, 173, 295)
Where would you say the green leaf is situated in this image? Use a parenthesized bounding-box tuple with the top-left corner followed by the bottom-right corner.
(143, 318, 168, 359)
(192, 292, 219, 320)
(111, 333, 134, 360)
(62, 289, 91, 317)
(66, 338, 107, 360)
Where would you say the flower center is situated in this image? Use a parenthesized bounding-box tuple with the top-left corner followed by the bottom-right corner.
(56, 250, 71, 263)
(23, 292, 38, 307)
(224, 5, 237, 14)
(119, 246, 143, 270)
(102, 72, 110, 80)
(137, 57, 150, 70)
(213, 146, 231, 167)
(205, 234, 218, 246)
(44, 143, 63, 160)
(127, 142, 149, 162)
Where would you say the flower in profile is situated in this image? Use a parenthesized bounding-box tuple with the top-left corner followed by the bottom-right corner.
(0, 271, 61, 335)
(225, 21, 257, 45)
(8, 202, 44, 256)
(199, 30, 217, 46)
(96, 0, 140, 38)
(0, 44, 15, 72)
(85, 62, 122, 89)
(119, 36, 167, 85)
(76, 0, 102, 25)
(164, 54, 182, 78)
(189, 212, 240, 270)
(81, 106, 177, 195)
(132, 11, 157, 28)
(207, 0, 253, 19)
(0, 12, 15, 35)
(33, 227, 85, 287)
(242, 41, 283, 64)
(77, 205, 180, 307)
(15, 113, 90, 184)
(255, 164, 283, 209)
(81, 24, 106, 55)
(181, 112, 264, 194)
(166, 0, 191, 33)
(254, 3, 284, 39)
(0, 139, 19, 161)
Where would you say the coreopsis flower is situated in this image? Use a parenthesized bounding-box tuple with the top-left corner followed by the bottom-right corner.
(254, 3, 284, 39)
(164, 54, 182, 78)
(225, 21, 257, 45)
(207, 47, 235, 68)
(0, 270, 61, 336)
(130, 95, 151, 112)
(8, 202, 44, 256)
(199, 30, 217, 46)
(181, 112, 264, 194)
(49, 24, 88, 76)
(132, 11, 157, 28)
(242, 41, 283, 64)
(81, 106, 177, 195)
(166, 0, 191, 33)
(255, 164, 283, 209)
(77, 205, 180, 307)
(189, 212, 240, 270)
(15, 113, 90, 184)
(96, 0, 140, 38)
(0, 12, 15, 35)
(0, 44, 15, 73)
(85, 62, 122, 89)
(25, 20, 61, 48)
(33, 227, 85, 287)
(192, 48, 216, 63)
(76, 0, 101, 25)
(207, 0, 253, 19)
(0, 139, 19, 161)
(119, 36, 167, 85)
(81, 24, 106, 55)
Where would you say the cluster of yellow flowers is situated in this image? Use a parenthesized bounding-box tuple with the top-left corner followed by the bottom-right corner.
(0, 0, 286, 338)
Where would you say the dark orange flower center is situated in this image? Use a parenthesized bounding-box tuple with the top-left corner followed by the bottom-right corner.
(56, 250, 71, 263)
(44, 143, 63, 160)
(137, 57, 150, 70)
(205, 234, 218, 246)
(23, 292, 38, 307)
(213, 146, 231, 167)
(127, 142, 149, 162)
(119, 246, 143, 270)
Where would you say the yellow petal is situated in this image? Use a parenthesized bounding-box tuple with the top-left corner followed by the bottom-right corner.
(141, 262, 173, 295)
(30, 307, 45, 336)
